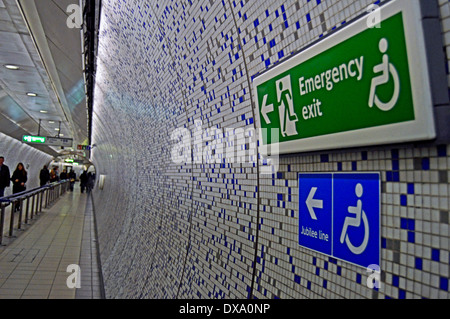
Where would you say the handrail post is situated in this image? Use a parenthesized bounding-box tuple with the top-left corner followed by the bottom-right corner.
(25, 195, 30, 223)
(45, 187, 49, 208)
(35, 192, 39, 215)
(18, 198, 23, 230)
(39, 190, 43, 214)
(0, 205, 5, 245)
(31, 194, 35, 220)
(9, 201, 15, 237)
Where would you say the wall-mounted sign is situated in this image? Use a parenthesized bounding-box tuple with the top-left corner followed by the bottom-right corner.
(23, 135, 72, 147)
(23, 135, 46, 144)
(298, 173, 380, 268)
(77, 144, 91, 150)
(46, 137, 73, 147)
(253, 0, 435, 155)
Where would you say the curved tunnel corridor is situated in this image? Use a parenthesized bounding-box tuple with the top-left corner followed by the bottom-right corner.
(0, 0, 449, 301)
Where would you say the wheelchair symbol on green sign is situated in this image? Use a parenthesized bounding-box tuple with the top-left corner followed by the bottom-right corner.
(368, 38, 400, 112)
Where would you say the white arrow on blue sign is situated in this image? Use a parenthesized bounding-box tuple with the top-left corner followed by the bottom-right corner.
(298, 173, 380, 268)
(305, 187, 323, 220)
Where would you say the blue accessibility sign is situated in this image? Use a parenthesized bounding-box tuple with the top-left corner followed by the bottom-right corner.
(298, 173, 380, 268)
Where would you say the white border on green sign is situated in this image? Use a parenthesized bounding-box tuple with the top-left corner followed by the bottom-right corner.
(253, 0, 436, 156)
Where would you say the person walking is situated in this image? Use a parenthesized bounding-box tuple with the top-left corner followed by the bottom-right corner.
(80, 170, 88, 193)
(0, 156, 11, 198)
(60, 169, 68, 180)
(68, 169, 76, 191)
(87, 172, 94, 193)
(11, 163, 27, 211)
(39, 165, 50, 187)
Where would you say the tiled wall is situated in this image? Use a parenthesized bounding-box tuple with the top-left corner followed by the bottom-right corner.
(0, 133, 52, 195)
(91, 0, 450, 299)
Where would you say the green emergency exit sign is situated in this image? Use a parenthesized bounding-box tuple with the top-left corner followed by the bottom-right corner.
(253, 0, 435, 155)
(23, 135, 46, 144)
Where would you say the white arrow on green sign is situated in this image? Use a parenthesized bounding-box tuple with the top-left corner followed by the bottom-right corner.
(23, 135, 46, 144)
(253, 0, 435, 155)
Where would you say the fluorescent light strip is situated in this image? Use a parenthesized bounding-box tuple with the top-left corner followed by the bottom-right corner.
(4, 64, 19, 70)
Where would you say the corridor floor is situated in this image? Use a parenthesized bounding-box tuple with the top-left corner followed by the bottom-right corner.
(0, 186, 103, 299)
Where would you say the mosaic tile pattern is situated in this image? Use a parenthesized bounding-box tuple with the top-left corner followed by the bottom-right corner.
(0, 133, 52, 194)
(91, 0, 450, 299)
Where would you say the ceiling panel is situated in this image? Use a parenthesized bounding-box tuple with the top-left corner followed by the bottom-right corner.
(38, 1, 82, 66)
(0, 30, 27, 53)
(0, 0, 88, 158)
(0, 50, 34, 67)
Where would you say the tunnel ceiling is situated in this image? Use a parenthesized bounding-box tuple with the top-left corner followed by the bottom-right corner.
(0, 0, 88, 157)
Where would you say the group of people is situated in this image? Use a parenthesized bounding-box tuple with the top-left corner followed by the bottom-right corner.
(0, 156, 96, 203)
(79, 171, 95, 193)
(39, 166, 76, 191)
(0, 156, 27, 198)
(0, 156, 28, 210)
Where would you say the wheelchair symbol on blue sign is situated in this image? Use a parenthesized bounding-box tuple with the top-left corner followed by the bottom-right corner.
(340, 183, 370, 255)
(299, 173, 380, 268)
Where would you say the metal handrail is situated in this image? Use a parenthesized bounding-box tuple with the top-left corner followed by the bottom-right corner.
(0, 180, 70, 245)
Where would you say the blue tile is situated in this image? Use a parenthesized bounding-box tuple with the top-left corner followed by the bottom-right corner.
(401, 218, 408, 229)
(437, 145, 447, 157)
(391, 149, 399, 159)
(440, 277, 449, 291)
(320, 154, 329, 162)
(432, 249, 440, 262)
(421, 158, 430, 170)
(407, 231, 415, 243)
(386, 171, 393, 181)
(400, 195, 407, 206)
(415, 258, 422, 270)
(407, 219, 415, 231)
(392, 160, 399, 171)
(361, 151, 368, 160)
(392, 275, 399, 287)
(407, 183, 414, 194)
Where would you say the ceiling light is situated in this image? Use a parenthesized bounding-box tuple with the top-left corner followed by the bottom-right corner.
(59, 134, 64, 137)
(4, 64, 19, 70)
(49, 121, 55, 124)
(27, 92, 37, 97)
(55, 128, 60, 131)
(39, 110, 48, 113)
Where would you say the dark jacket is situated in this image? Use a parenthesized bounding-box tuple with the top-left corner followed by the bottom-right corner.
(11, 169, 27, 194)
(68, 171, 76, 181)
(0, 164, 10, 188)
(40, 168, 50, 186)
(80, 172, 88, 186)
